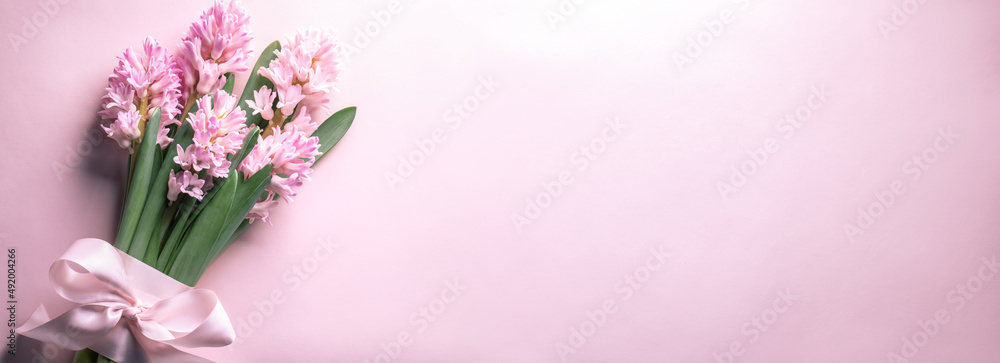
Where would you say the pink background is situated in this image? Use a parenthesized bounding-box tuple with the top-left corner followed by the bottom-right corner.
(2, 0, 1000, 362)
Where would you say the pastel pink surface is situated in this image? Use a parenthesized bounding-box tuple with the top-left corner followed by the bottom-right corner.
(1, 1, 1000, 362)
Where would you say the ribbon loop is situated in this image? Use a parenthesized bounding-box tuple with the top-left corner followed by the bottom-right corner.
(18, 239, 235, 363)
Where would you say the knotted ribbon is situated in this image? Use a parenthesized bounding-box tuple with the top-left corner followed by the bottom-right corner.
(19, 238, 235, 362)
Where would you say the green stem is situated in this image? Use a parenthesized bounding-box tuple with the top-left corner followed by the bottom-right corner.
(151, 200, 179, 256)
(157, 196, 197, 271)
(124, 153, 136, 197)
(127, 119, 191, 264)
(114, 109, 162, 254)
(126, 146, 163, 262)
(72, 349, 97, 363)
(142, 211, 165, 264)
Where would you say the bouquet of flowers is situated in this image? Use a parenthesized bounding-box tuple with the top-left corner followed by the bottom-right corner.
(17, 1, 355, 362)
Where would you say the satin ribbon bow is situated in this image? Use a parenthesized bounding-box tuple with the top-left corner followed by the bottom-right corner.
(19, 238, 235, 363)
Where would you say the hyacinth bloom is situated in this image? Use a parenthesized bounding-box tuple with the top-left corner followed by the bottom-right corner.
(103, 110, 142, 149)
(167, 169, 206, 201)
(245, 85, 276, 121)
(246, 85, 319, 135)
(100, 37, 182, 150)
(167, 90, 249, 201)
(284, 106, 318, 135)
(258, 28, 342, 126)
(238, 125, 321, 223)
(236, 28, 342, 223)
(177, 0, 252, 101)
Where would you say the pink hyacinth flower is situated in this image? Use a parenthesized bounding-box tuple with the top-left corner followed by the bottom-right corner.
(177, 0, 253, 100)
(284, 106, 318, 135)
(102, 110, 142, 149)
(167, 169, 206, 201)
(246, 198, 279, 223)
(238, 126, 322, 223)
(258, 28, 342, 119)
(245, 85, 276, 121)
(168, 90, 249, 202)
(100, 37, 182, 150)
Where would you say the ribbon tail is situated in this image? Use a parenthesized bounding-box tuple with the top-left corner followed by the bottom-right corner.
(134, 330, 216, 363)
(18, 304, 120, 351)
(85, 321, 217, 363)
(18, 303, 52, 333)
(89, 320, 150, 363)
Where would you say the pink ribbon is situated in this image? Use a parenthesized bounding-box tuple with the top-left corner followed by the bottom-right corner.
(19, 238, 235, 363)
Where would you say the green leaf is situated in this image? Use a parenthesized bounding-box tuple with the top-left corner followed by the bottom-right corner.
(129, 124, 191, 265)
(173, 124, 260, 241)
(167, 165, 272, 286)
(166, 177, 237, 285)
(239, 41, 281, 129)
(227, 218, 252, 246)
(206, 167, 273, 261)
(114, 108, 162, 255)
(152, 123, 198, 271)
(129, 123, 192, 266)
(156, 196, 197, 271)
(72, 349, 97, 363)
(144, 208, 165, 264)
(222, 73, 236, 94)
(313, 106, 356, 164)
(125, 146, 162, 261)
